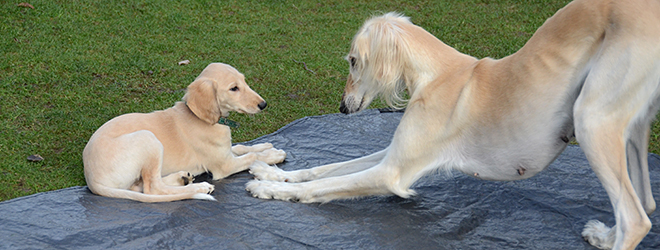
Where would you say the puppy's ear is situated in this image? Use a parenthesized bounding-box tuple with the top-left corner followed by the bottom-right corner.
(183, 79, 220, 124)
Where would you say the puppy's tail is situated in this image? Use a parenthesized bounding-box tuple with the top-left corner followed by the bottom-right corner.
(89, 184, 216, 203)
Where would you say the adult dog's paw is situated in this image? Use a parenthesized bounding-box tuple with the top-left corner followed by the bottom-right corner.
(245, 180, 274, 199)
(582, 220, 614, 249)
(249, 161, 297, 182)
(245, 180, 299, 201)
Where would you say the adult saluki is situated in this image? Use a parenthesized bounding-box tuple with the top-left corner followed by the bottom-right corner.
(246, 0, 660, 248)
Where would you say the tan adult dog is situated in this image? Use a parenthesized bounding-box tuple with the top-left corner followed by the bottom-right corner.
(84, 63, 286, 203)
(246, 0, 660, 249)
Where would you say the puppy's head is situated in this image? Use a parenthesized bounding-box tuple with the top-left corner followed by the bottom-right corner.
(183, 63, 266, 124)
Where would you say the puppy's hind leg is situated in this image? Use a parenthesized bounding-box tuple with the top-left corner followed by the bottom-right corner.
(162, 171, 195, 186)
(136, 134, 214, 196)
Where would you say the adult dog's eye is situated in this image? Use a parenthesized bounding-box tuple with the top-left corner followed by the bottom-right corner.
(230, 86, 239, 92)
(349, 57, 357, 68)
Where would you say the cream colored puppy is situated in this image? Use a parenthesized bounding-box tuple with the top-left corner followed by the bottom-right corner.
(84, 63, 286, 202)
(247, 0, 660, 249)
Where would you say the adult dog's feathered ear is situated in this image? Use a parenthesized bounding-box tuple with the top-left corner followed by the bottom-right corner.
(183, 79, 220, 124)
(353, 13, 411, 109)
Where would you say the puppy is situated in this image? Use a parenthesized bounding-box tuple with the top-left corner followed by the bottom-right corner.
(83, 63, 286, 202)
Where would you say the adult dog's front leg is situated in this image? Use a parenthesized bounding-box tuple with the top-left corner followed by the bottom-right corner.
(249, 148, 388, 183)
(246, 161, 414, 203)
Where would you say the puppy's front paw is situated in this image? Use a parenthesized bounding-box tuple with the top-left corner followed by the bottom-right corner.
(257, 148, 286, 164)
(249, 161, 297, 182)
(251, 143, 274, 152)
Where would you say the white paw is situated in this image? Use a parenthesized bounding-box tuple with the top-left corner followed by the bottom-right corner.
(245, 180, 299, 202)
(190, 182, 215, 195)
(180, 171, 194, 185)
(257, 148, 287, 165)
(162, 171, 194, 186)
(249, 161, 297, 182)
(251, 143, 274, 151)
(582, 220, 614, 249)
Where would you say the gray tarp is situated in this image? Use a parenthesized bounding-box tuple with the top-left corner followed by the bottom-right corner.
(1, 109, 659, 249)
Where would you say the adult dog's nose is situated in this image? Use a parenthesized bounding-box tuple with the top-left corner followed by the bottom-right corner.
(258, 101, 267, 110)
(339, 101, 349, 114)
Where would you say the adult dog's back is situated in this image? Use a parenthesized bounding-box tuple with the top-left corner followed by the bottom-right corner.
(248, 0, 660, 249)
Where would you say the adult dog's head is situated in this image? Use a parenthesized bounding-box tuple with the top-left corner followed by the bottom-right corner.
(340, 13, 413, 114)
(184, 63, 266, 124)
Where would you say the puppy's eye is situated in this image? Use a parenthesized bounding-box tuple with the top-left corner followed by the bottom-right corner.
(349, 57, 357, 68)
(230, 86, 239, 92)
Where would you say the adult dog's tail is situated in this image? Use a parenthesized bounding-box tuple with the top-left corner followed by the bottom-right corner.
(90, 184, 216, 202)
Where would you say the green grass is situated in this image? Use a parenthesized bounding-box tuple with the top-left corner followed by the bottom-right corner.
(1, 0, 658, 201)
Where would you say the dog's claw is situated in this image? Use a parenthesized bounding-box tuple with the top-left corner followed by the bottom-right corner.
(177, 171, 194, 186)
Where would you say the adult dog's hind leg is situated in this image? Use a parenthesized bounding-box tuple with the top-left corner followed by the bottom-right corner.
(577, 119, 651, 249)
(576, 36, 660, 249)
(626, 124, 656, 215)
(249, 148, 388, 182)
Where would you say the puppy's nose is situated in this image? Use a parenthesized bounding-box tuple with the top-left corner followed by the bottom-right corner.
(258, 101, 267, 110)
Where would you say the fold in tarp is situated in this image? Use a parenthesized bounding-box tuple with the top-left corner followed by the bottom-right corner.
(1, 109, 659, 249)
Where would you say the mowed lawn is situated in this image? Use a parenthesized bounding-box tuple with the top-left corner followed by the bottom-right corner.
(1, 0, 658, 201)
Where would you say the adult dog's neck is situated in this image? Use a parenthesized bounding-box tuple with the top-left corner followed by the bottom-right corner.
(397, 21, 477, 102)
(403, 0, 607, 111)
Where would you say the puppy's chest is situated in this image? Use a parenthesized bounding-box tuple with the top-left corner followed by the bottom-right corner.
(160, 129, 233, 173)
(161, 143, 233, 176)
